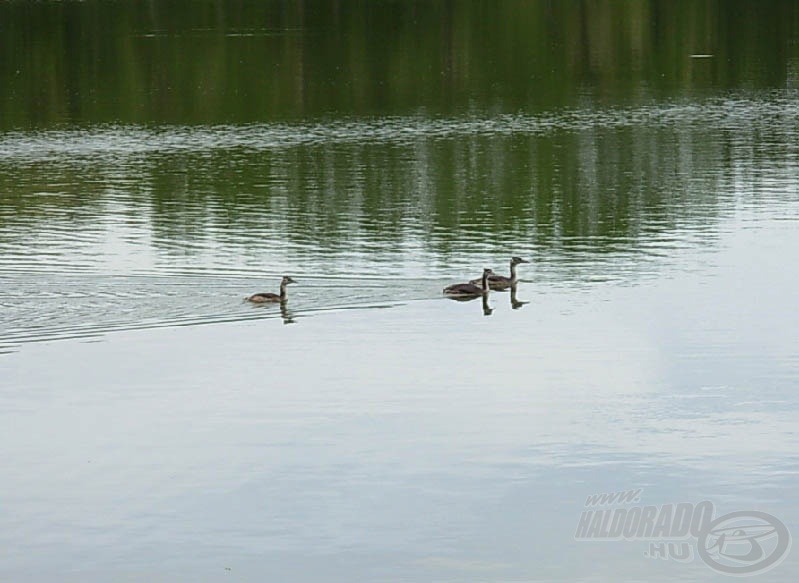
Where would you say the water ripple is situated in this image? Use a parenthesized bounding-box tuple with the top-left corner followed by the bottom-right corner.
(1, 95, 798, 162)
(0, 273, 434, 352)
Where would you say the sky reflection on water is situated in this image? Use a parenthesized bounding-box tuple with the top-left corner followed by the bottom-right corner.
(3, 2, 799, 580)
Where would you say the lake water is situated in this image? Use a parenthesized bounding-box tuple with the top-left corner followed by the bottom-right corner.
(2, 2, 799, 581)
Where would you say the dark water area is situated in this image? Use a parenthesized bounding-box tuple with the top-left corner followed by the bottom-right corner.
(2, 2, 799, 581)
(2, 0, 799, 126)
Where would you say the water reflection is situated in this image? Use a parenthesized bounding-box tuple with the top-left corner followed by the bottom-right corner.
(7, 96, 798, 275)
(510, 285, 529, 310)
(279, 301, 296, 325)
(482, 294, 493, 317)
(248, 298, 297, 325)
(2, 3, 799, 581)
(2, 95, 799, 350)
(442, 281, 527, 315)
(2, 0, 799, 128)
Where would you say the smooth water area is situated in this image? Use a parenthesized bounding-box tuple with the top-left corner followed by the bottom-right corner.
(2, 2, 799, 581)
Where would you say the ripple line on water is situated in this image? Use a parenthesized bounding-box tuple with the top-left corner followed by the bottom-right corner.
(3, 95, 799, 162)
(0, 272, 432, 353)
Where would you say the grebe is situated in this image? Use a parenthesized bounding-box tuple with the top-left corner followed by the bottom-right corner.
(246, 276, 297, 303)
(470, 256, 529, 290)
(444, 268, 493, 298)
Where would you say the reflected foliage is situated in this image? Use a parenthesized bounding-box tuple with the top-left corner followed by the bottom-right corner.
(1, 106, 797, 267)
(1, 1, 799, 272)
(1, 0, 799, 127)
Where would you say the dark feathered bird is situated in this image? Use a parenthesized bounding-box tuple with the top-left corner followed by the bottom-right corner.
(470, 256, 529, 290)
(444, 268, 493, 298)
(247, 276, 297, 303)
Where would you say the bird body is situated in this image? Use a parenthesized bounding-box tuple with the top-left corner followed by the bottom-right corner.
(247, 276, 297, 303)
(470, 257, 529, 289)
(444, 268, 493, 297)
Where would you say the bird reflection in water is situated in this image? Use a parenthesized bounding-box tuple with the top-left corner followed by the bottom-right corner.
(443, 282, 529, 316)
(482, 293, 493, 316)
(279, 300, 296, 325)
(510, 284, 529, 310)
(444, 288, 493, 316)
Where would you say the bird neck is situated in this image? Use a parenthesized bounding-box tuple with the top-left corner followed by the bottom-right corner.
(279, 282, 287, 299)
(481, 272, 489, 292)
(510, 262, 517, 280)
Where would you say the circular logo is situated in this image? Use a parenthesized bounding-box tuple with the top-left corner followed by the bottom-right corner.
(698, 510, 791, 575)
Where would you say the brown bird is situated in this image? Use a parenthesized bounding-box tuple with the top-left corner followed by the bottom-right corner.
(444, 268, 493, 298)
(246, 276, 297, 303)
(470, 256, 529, 290)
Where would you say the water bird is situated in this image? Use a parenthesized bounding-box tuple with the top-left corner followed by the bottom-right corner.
(246, 276, 297, 303)
(444, 268, 494, 298)
(470, 256, 529, 290)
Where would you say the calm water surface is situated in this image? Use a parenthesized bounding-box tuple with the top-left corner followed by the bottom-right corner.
(2, 2, 799, 581)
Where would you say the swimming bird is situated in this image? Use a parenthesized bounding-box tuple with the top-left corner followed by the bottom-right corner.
(444, 268, 494, 298)
(470, 256, 529, 290)
(246, 276, 297, 303)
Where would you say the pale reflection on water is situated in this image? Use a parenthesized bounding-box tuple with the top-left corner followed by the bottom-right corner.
(2, 98, 799, 580)
(5, 97, 795, 349)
